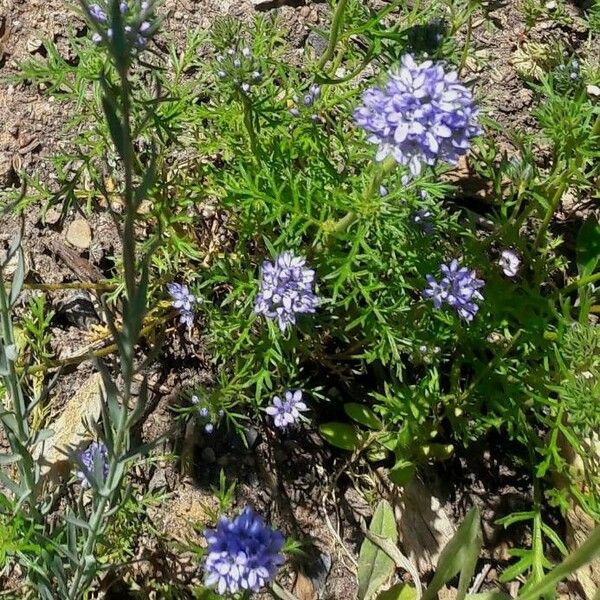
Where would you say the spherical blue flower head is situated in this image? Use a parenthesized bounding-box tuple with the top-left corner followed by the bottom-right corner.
(89, 3, 108, 22)
(77, 441, 109, 488)
(424, 259, 484, 322)
(167, 282, 196, 329)
(266, 390, 308, 428)
(354, 54, 481, 176)
(254, 252, 318, 331)
(204, 507, 285, 595)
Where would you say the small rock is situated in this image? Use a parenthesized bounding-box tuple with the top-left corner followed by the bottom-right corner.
(44, 207, 62, 225)
(66, 219, 92, 249)
(26, 38, 43, 54)
(148, 467, 169, 492)
(18, 133, 35, 149)
(587, 84, 600, 97)
(545, 0, 557, 9)
(56, 294, 100, 329)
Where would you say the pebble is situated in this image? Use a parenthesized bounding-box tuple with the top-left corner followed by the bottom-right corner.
(587, 84, 600, 97)
(26, 37, 43, 54)
(65, 219, 92, 249)
(44, 207, 62, 225)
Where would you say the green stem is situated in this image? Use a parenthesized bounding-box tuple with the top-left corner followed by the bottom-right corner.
(533, 176, 568, 250)
(120, 71, 137, 304)
(559, 271, 600, 296)
(591, 111, 600, 139)
(0, 274, 38, 505)
(328, 156, 397, 238)
(5, 282, 117, 292)
(69, 42, 146, 598)
(240, 92, 261, 162)
(459, 14, 473, 74)
(519, 526, 600, 600)
(24, 309, 175, 376)
(317, 0, 349, 72)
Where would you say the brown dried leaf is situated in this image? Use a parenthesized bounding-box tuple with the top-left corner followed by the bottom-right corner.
(293, 571, 316, 600)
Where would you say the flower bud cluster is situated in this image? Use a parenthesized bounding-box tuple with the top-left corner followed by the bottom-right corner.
(289, 84, 321, 121)
(191, 394, 224, 434)
(87, 0, 154, 49)
(215, 46, 262, 94)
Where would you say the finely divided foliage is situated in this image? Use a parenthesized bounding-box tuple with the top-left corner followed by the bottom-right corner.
(1, 0, 599, 597)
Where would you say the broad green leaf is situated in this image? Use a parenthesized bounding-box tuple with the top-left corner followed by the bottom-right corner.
(320, 422, 363, 451)
(358, 500, 398, 600)
(422, 507, 482, 600)
(344, 403, 382, 429)
(576, 216, 600, 276)
(388, 459, 415, 486)
(377, 583, 417, 600)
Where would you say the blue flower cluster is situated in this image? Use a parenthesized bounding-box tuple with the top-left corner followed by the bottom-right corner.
(290, 84, 321, 121)
(204, 507, 285, 595)
(254, 252, 318, 331)
(77, 441, 109, 488)
(87, 0, 153, 48)
(424, 259, 484, 322)
(167, 282, 196, 329)
(354, 54, 481, 176)
(266, 390, 308, 429)
(216, 47, 262, 94)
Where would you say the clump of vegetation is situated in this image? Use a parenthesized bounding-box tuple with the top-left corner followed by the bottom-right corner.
(1, 0, 599, 598)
